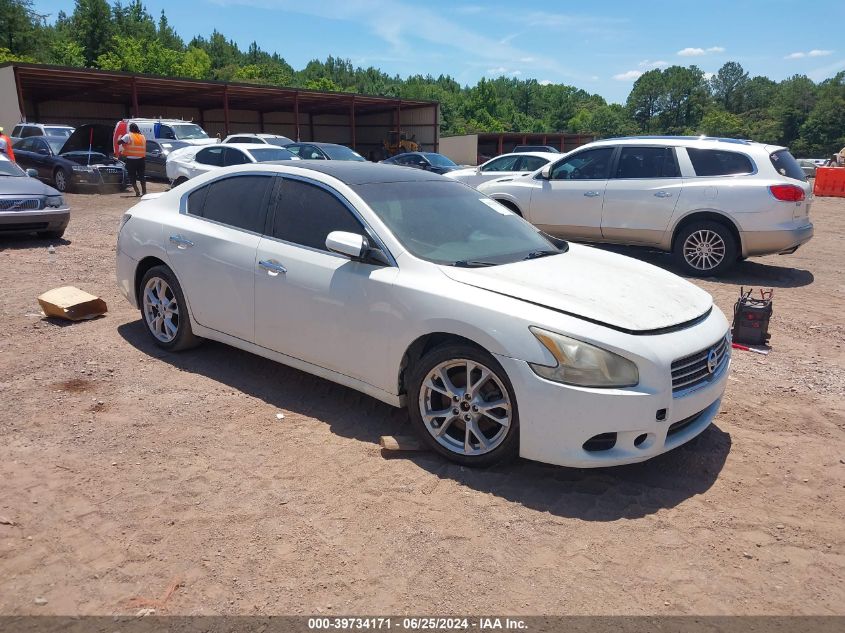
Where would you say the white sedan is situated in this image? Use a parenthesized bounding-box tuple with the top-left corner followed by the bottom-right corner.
(165, 142, 298, 185)
(116, 162, 731, 468)
(445, 151, 561, 188)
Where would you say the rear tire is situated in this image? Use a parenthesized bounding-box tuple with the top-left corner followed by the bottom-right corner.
(138, 265, 201, 351)
(408, 343, 519, 467)
(673, 220, 737, 277)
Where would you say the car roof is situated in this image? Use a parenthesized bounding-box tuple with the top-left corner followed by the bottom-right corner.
(493, 151, 561, 160)
(292, 142, 349, 148)
(586, 135, 783, 152)
(209, 143, 278, 150)
(259, 161, 445, 184)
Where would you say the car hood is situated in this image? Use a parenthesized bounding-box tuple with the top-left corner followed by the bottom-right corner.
(0, 175, 59, 196)
(439, 243, 713, 333)
(60, 124, 115, 156)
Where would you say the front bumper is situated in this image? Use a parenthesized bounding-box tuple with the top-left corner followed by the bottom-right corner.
(498, 313, 731, 468)
(0, 208, 70, 234)
(71, 167, 127, 187)
(741, 222, 813, 257)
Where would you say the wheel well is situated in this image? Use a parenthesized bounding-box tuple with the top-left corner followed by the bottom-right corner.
(672, 212, 741, 251)
(493, 198, 522, 216)
(398, 333, 486, 395)
(133, 256, 168, 304)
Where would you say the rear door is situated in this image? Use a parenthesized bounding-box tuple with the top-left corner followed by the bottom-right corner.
(526, 146, 615, 240)
(165, 173, 274, 341)
(146, 141, 165, 177)
(601, 146, 683, 245)
(192, 146, 224, 178)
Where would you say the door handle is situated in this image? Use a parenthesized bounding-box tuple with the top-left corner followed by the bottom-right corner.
(654, 191, 673, 198)
(259, 259, 287, 276)
(169, 234, 194, 249)
(584, 191, 601, 198)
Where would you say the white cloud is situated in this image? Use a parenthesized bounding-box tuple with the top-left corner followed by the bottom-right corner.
(539, 79, 553, 86)
(613, 70, 643, 81)
(677, 46, 724, 57)
(519, 56, 535, 63)
(487, 66, 508, 75)
(638, 59, 668, 69)
(703, 72, 715, 81)
(787, 49, 833, 59)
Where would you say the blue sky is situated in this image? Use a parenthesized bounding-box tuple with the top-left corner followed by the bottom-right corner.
(33, 0, 845, 103)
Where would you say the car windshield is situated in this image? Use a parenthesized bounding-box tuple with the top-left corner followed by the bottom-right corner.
(0, 160, 25, 176)
(44, 127, 73, 138)
(353, 181, 563, 266)
(247, 147, 296, 162)
(47, 140, 64, 154)
(170, 124, 209, 140)
(322, 145, 366, 161)
(424, 153, 457, 167)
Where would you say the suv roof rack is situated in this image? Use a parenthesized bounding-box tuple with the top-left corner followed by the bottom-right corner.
(606, 135, 752, 145)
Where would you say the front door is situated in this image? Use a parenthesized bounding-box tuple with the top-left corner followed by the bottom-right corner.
(254, 176, 398, 388)
(525, 146, 615, 241)
(164, 173, 274, 342)
(601, 146, 683, 245)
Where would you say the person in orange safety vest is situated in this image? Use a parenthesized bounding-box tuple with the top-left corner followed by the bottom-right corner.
(0, 127, 16, 163)
(117, 122, 147, 196)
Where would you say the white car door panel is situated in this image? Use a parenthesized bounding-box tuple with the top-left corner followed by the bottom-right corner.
(165, 174, 274, 341)
(254, 177, 399, 388)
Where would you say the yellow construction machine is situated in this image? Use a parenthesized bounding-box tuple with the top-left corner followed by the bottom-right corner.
(383, 130, 419, 157)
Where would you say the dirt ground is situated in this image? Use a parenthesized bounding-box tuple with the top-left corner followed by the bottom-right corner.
(0, 181, 843, 616)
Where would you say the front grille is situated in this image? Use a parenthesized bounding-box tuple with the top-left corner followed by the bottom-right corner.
(0, 198, 41, 211)
(98, 168, 124, 183)
(671, 335, 729, 395)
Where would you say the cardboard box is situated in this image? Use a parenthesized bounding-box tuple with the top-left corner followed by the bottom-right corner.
(38, 286, 108, 322)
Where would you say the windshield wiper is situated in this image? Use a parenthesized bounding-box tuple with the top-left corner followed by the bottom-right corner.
(451, 260, 500, 268)
(523, 250, 560, 260)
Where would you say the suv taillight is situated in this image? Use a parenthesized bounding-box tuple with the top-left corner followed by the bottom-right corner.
(769, 184, 805, 202)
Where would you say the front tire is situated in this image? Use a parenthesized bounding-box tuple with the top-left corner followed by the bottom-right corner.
(673, 220, 737, 277)
(139, 265, 201, 351)
(408, 343, 519, 467)
(53, 168, 70, 193)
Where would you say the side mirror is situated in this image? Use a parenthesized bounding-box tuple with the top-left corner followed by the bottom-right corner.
(540, 164, 552, 179)
(326, 231, 366, 259)
(475, 166, 483, 175)
(37, 148, 49, 156)
(26, 168, 38, 178)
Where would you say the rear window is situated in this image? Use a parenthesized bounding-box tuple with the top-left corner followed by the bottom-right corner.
(687, 148, 754, 176)
(769, 149, 808, 182)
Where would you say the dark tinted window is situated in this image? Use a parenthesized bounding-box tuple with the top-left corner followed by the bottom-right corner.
(159, 125, 177, 140)
(145, 141, 158, 152)
(196, 147, 224, 166)
(247, 147, 296, 162)
(31, 138, 49, 153)
(517, 156, 549, 172)
(298, 145, 326, 160)
(687, 148, 754, 176)
(187, 175, 272, 233)
(271, 178, 364, 250)
(228, 136, 254, 144)
(223, 148, 251, 166)
(11, 126, 22, 137)
(550, 147, 614, 180)
(615, 147, 679, 178)
(769, 149, 807, 182)
(22, 126, 41, 137)
(14, 138, 34, 151)
(483, 155, 520, 172)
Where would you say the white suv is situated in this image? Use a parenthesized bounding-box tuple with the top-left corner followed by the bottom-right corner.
(11, 123, 75, 141)
(477, 136, 814, 276)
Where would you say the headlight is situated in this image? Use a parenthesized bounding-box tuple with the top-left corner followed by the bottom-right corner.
(45, 195, 64, 208)
(529, 327, 639, 388)
(71, 165, 94, 172)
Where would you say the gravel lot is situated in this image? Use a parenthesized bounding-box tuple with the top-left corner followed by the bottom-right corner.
(1, 183, 843, 616)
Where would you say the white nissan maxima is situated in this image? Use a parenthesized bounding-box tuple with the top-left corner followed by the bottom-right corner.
(116, 162, 731, 468)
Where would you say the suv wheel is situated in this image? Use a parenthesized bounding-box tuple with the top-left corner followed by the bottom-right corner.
(673, 220, 737, 277)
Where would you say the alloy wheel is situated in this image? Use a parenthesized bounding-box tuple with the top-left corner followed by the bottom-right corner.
(418, 359, 511, 456)
(683, 229, 726, 271)
(142, 277, 180, 343)
(54, 170, 67, 192)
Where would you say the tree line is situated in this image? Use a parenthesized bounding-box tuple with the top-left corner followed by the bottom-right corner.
(2, 0, 843, 157)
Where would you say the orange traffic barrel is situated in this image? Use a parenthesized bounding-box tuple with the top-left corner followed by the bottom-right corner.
(814, 167, 845, 197)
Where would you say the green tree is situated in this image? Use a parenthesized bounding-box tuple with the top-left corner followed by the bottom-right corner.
(0, 0, 46, 58)
(626, 69, 664, 132)
(710, 62, 749, 113)
(699, 108, 746, 138)
(175, 46, 211, 79)
(70, 0, 113, 65)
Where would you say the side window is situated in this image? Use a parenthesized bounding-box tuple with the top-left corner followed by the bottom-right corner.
(687, 148, 754, 176)
(21, 126, 37, 137)
(550, 147, 614, 180)
(223, 148, 251, 166)
(285, 145, 301, 156)
(302, 145, 325, 160)
(271, 178, 365, 250)
(482, 155, 520, 172)
(12, 126, 22, 137)
(16, 138, 34, 151)
(146, 141, 159, 153)
(187, 175, 272, 233)
(615, 147, 679, 179)
(32, 138, 48, 153)
(517, 156, 548, 172)
(159, 125, 176, 140)
(196, 147, 224, 166)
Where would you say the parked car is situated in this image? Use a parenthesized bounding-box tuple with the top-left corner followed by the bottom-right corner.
(513, 145, 560, 153)
(283, 142, 366, 161)
(145, 139, 190, 180)
(116, 161, 731, 468)
(381, 151, 459, 174)
(223, 133, 294, 147)
(796, 159, 817, 178)
(0, 154, 69, 238)
(13, 124, 127, 193)
(119, 118, 215, 147)
(166, 143, 298, 185)
(10, 123, 75, 142)
(445, 152, 560, 188)
(477, 136, 813, 276)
